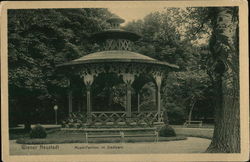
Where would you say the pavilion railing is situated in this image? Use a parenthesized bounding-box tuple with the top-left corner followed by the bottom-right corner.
(62, 111, 164, 128)
(91, 111, 127, 124)
(90, 111, 163, 126)
(62, 113, 87, 128)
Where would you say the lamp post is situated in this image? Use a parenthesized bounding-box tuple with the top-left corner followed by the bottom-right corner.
(53, 105, 58, 125)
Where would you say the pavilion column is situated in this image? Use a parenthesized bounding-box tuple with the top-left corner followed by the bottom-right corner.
(83, 74, 94, 122)
(137, 93, 140, 113)
(127, 84, 132, 117)
(122, 73, 135, 118)
(68, 90, 73, 114)
(154, 75, 162, 123)
(86, 85, 91, 116)
(67, 78, 73, 115)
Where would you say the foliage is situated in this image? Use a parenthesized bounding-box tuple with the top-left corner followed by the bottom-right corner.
(206, 7, 240, 153)
(139, 82, 156, 111)
(163, 70, 214, 123)
(125, 8, 214, 123)
(30, 124, 47, 139)
(9, 7, 217, 128)
(125, 10, 192, 70)
(159, 125, 176, 137)
(180, 7, 240, 153)
(8, 9, 113, 126)
(61, 112, 87, 128)
(166, 103, 185, 124)
(111, 83, 127, 108)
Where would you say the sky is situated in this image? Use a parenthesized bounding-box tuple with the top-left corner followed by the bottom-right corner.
(108, 6, 165, 25)
(108, 6, 208, 45)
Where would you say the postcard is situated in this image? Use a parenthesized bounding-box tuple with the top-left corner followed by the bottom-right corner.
(1, 1, 249, 161)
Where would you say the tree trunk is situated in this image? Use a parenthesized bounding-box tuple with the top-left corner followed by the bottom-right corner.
(206, 7, 240, 153)
(188, 101, 195, 124)
(108, 87, 113, 108)
(24, 121, 31, 131)
(21, 97, 32, 131)
(163, 110, 169, 125)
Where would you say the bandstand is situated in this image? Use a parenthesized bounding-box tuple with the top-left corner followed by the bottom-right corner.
(58, 16, 178, 129)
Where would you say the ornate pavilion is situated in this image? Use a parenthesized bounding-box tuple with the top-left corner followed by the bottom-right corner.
(58, 16, 178, 128)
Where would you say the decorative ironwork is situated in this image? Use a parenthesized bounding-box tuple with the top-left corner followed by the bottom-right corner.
(91, 111, 127, 125)
(122, 73, 135, 85)
(83, 74, 94, 86)
(133, 111, 159, 122)
(62, 111, 163, 128)
(62, 112, 87, 128)
(103, 39, 132, 51)
(77, 63, 167, 80)
(91, 111, 163, 126)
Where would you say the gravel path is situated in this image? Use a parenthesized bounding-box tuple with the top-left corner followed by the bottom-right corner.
(10, 137, 211, 155)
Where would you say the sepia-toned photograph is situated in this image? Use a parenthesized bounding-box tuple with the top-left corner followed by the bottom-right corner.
(1, 1, 249, 161)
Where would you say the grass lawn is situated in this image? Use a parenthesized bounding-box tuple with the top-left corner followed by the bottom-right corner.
(9, 127, 60, 140)
(9, 129, 30, 140)
(16, 130, 187, 144)
(171, 124, 214, 129)
(174, 127, 214, 139)
(10, 124, 213, 144)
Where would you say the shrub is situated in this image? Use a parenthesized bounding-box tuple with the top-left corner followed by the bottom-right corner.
(159, 125, 176, 137)
(30, 124, 47, 139)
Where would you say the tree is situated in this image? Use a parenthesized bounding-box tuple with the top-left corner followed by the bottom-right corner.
(8, 9, 113, 130)
(124, 9, 214, 125)
(206, 7, 240, 153)
(162, 70, 212, 124)
(125, 10, 192, 70)
(169, 7, 240, 152)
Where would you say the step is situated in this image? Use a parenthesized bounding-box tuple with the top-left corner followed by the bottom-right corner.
(61, 127, 157, 132)
(87, 134, 122, 138)
(85, 132, 158, 138)
(62, 122, 164, 128)
(124, 134, 156, 137)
